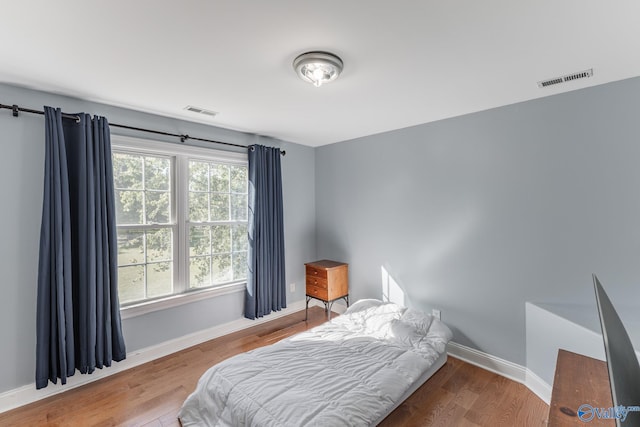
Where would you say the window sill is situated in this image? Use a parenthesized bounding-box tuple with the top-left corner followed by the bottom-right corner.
(120, 282, 246, 320)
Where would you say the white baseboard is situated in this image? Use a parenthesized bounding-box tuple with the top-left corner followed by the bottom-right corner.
(0, 300, 311, 414)
(446, 342, 551, 404)
(524, 367, 553, 404)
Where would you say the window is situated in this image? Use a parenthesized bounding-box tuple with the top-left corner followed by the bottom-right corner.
(112, 137, 248, 308)
(114, 152, 173, 303)
(188, 160, 248, 288)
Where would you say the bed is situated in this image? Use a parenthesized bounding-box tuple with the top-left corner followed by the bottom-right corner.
(178, 299, 452, 426)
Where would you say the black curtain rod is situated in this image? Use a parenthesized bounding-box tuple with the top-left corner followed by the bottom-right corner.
(0, 103, 285, 156)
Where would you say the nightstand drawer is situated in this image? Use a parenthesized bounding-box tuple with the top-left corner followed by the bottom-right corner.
(306, 275, 327, 289)
(306, 284, 328, 300)
(305, 265, 328, 279)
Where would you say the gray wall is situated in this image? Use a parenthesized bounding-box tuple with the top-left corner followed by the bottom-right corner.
(3, 75, 640, 394)
(315, 77, 640, 366)
(0, 83, 316, 393)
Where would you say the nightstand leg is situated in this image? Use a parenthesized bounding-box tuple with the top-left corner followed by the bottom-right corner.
(305, 296, 311, 321)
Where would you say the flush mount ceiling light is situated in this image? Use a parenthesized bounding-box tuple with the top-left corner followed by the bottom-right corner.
(293, 51, 343, 87)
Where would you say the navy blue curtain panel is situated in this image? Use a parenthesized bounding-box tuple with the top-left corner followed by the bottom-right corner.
(245, 145, 286, 319)
(36, 107, 126, 389)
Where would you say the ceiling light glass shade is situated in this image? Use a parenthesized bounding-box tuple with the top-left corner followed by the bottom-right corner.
(293, 51, 343, 87)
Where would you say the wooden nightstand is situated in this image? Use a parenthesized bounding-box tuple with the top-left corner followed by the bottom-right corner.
(304, 260, 349, 321)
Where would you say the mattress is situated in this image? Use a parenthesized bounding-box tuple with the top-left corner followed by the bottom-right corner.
(179, 299, 452, 427)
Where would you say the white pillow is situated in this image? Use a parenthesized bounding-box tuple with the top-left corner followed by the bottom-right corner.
(428, 318, 453, 340)
(344, 299, 385, 314)
(400, 307, 433, 335)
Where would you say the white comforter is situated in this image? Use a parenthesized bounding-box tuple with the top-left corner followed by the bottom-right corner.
(179, 300, 452, 427)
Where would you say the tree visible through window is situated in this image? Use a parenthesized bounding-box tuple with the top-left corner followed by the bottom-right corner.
(188, 160, 248, 288)
(112, 144, 248, 306)
(114, 152, 173, 304)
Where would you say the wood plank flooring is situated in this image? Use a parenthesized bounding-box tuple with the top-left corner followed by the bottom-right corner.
(0, 307, 549, 426)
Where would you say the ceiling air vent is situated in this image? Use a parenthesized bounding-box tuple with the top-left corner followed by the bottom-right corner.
(537, 68, 593, 88)
(184, 105, 218, 118)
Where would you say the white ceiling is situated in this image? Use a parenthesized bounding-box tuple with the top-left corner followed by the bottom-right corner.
(1, 1, 640, 147)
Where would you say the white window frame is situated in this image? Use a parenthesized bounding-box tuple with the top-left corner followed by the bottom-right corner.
(112, 135, 248, 319)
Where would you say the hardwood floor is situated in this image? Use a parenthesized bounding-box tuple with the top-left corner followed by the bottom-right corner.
(379, 357, 548, 426)
(0, 307, 549, 426)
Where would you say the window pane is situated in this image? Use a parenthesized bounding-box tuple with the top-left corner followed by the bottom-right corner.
(190, 256, 211, 288)
(189, 161, 209, 192)
(230, 194, 247, 221)
(233, 252, 247, 281)
(210, 193, 229, 221)
(211, 254, 232, 284)
(232, 224, 248, 252)
(210, 164, 230, 193)
(189, 191, 209, 222)
(189, 225, 210, 256)
(230, 165, 247, 194)
(113, 153, 142, 190)
(117, 229, 144, 266)
(118, 265, 145, 304)
(115, 190, 143, 224)
(146, 228, 172, 262)
(211, 225, 231, 254)
(145, 191, 170, 224)
(144, 157, 170, 191)
(147, 262, 172, 298)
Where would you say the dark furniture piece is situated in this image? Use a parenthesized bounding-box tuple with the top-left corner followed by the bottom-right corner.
(548, 349, 614, 427)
